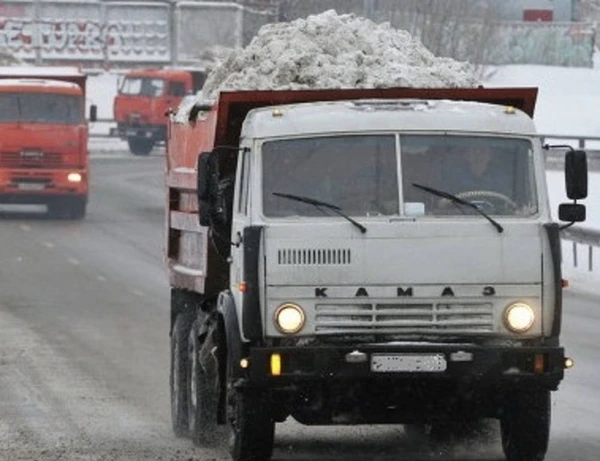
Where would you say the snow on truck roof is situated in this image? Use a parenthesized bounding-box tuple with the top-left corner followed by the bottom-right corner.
(242, 99, 538, 138)
(0, 79, 82, 91)
(0, 66, 84, 77)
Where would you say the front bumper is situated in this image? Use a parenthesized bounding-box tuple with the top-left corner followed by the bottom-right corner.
(245, 343, 567, 390)
(112, 123, 165, 141)
(0, 168, 88, 203)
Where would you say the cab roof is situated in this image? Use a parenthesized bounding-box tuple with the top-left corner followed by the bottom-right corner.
(0, 78, 83, 95)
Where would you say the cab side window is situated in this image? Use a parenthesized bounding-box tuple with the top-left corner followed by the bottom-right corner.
(237, 150, 251, 216)
(168, 82, 186, 97)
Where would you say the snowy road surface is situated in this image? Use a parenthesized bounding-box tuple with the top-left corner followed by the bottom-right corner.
(0, 155, 598, 461)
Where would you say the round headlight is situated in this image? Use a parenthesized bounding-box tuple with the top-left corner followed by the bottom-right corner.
(504, 302, 535, 333)
(67, 172, 82, 183)
(274, 303, 306, 334)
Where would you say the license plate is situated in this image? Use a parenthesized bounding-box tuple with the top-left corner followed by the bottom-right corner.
(125, 129, 137, 136)
(18, 182, 46, 190)
(371, 353, 447, 373)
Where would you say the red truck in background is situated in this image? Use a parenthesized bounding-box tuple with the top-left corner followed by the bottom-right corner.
(0, 66, 97, 219)
(112, 68, 208, 156)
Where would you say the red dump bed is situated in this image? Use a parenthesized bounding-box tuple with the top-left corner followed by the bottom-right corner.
(165, 87, 538, 293)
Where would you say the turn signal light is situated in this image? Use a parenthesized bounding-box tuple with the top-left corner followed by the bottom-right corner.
(270, 353, 282, 376)
(533, 354, 545, 374)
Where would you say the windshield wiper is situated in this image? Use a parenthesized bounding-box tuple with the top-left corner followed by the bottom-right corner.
(412, 183, 503, 234)
(272, 192, 367, 234)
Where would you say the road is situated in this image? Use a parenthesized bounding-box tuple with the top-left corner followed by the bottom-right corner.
(0, 152, 598, 461)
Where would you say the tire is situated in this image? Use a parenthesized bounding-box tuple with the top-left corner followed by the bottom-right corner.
(68, 198, 87, 220)
(127, 137, 154, 156)
(227, 357, 275, 461)
(188, 320, 219, 446)
(170, 312, 195, 438)
(403, 423, 429, 441)
(47, 198, 86, 220)
(500, 388, 551, 461)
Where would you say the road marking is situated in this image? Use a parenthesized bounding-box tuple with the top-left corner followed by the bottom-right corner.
(42, 242, 55, 249)
(96, 275, 107, 282)
(19, 224, 31, 232)
(131, 289, 145, 297)
(67, 257, 80, 266)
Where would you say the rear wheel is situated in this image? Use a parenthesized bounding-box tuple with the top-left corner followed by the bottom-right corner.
(188, 320, 219, 446)
(127, 137, 154, 156)
(170, 312, 194, 438)
(500, 388, 551, 461)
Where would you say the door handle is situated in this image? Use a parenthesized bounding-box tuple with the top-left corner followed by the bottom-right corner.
(233, 231, 243, 247)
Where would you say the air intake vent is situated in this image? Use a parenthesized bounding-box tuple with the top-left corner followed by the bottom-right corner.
(277, 248, 351, 266)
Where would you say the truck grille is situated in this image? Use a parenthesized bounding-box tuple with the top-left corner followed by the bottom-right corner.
(315, 302, 494, 334)
(278, 248, 351, 266)
(0, 152, 63, 169)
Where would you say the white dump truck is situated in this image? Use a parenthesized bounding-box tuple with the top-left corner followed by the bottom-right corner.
(165, 87, 587, 461)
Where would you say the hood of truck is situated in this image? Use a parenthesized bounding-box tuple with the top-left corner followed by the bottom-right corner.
(263, 220, 543, 286)
(114, 94, 177, 125)
(0, 123, 86, 167)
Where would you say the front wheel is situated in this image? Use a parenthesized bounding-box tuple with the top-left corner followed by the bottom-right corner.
(227, 357, 275, 461)
(500, 388, 551, 461)
(127, 137, 154, 156)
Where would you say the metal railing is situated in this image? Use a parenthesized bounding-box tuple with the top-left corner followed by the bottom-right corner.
(563, 226, 600, 272)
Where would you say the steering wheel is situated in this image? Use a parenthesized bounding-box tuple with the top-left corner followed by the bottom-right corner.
(456, 190, 518, 212)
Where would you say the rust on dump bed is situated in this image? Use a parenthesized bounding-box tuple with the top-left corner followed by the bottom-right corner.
(211, 87, 538, 150)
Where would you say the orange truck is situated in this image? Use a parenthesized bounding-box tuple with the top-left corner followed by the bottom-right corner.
(166, 88, 587, 461)
(112, 67, 208, 156)
(0, 66, 97, 219)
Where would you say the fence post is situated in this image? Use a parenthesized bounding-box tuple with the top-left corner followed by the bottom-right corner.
(170, 0, 178, 66)
(589, 245, 593, 272)
(33, 0, 42, 65)
(101, 2, 108, 68)
(363, 0, 374, 19)
(573, 241, 578, 267)
(579, 138, 585, 149)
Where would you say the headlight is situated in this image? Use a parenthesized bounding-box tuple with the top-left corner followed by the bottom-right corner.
(504, 302, 535, 333)
(67, 173, 82, 183)
(274, 303, 306, 334)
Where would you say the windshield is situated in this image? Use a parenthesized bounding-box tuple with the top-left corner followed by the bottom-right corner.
(119, 77, 165, 97)
(262, 134, 537, 218)
(263, 135, 399, 217)
(0, 93, 83, 124)
(402, 135, 537, 216)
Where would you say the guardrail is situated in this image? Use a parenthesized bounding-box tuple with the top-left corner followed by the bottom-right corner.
(563, 226, 600, 272)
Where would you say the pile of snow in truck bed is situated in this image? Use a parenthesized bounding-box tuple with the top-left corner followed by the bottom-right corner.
(177, 9, 480, 122)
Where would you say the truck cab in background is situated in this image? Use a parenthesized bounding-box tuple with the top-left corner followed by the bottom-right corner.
(165, 88, 587, 461)
(0, 66, 96, 219)
(113, 68, 208, 156)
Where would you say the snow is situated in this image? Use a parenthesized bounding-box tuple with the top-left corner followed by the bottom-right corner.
(198, 10, 479, 103)
(0, 65, 84, 77)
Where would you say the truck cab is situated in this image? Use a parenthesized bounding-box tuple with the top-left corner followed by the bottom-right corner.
(113, 68, 208, 156)
(0, 67, 96, 219)
(166, 88, 587, 461)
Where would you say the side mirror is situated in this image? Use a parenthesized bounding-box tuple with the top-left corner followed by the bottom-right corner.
(89, 104, 98, 123)
(559, 203, 586, 223)
(197, 151, 218, 227)
(565, 150, 587, 200)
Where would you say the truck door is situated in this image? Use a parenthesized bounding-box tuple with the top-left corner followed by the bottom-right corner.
(230, 145, 253, 323)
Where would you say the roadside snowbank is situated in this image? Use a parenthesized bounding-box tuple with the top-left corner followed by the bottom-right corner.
(177, 9, 479, 121)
